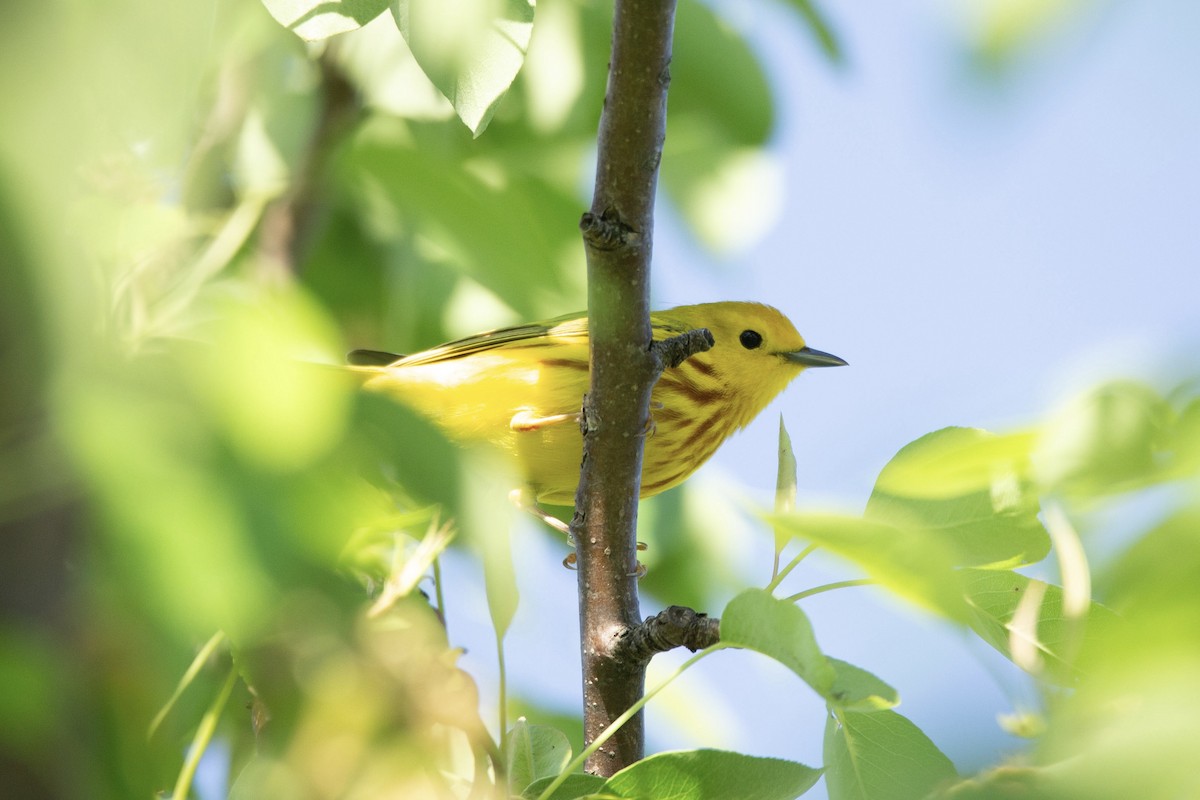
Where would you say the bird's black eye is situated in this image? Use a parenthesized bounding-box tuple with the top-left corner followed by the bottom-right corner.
(739, 330, 763, 350)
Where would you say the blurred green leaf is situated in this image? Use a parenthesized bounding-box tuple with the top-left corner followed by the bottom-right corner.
(1102, 505, 1200, 629)
(506, 720, 573, 795)
(824, 709, 956, 800)
(866, 428, 1049, 570)
(1035, 381, 1171, 497)
(771, 512, 969, 622)
(186, 287, 352, 471)
(0, 627, 63, 759)
(671, 3, 773, 147)
(262, 0, 389, 40)
(663, 2, 780, 253)
(638, 486, 748, 612)
(392, 0, 535, 135)
(1031, 507, 1200, 798)
(59, 367, 277, 640)
(603, 749, 822, 800)
(720, 589, 836, 697)
(1171, 393, 1200, 476)
(827, 658, 898, 713)
(352, 391, 463, 513)
(1035, 655, 1200, 800)
(781, 0, 844, 63)
(344, 120, 577, 319)
(961, 0, 1093, 75)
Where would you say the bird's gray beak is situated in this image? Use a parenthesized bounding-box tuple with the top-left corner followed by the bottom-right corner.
(783, 346, 848, 367)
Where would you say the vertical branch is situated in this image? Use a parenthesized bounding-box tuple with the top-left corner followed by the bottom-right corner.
(257, 49, 359, 279)
(572, 0, 677, 778)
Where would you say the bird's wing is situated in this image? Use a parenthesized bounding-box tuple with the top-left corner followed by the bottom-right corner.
(351, 311, 694, 369)
(384, 312, 589, 368)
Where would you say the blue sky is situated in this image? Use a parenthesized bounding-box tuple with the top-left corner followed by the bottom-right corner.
(444, 0, 1199, 790)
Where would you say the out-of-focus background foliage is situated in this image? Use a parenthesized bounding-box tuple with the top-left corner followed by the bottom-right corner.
(1, 0, 1197, 798)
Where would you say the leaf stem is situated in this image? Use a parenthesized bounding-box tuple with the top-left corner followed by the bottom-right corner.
(148, 630, 226, 739)
(535, 643, 728, 800)
(782, 579, 874, 604)
(766, 544, 817, 592)
(171, 660, 239, 800)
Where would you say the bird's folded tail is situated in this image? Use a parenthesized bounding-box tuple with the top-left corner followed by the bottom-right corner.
(347, 349, 405, 367)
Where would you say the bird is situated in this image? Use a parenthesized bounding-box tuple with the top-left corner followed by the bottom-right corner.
(348, 302, 845, 514)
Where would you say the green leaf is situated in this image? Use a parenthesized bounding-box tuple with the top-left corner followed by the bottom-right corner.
(603, 749, 822, 800)
(522, 772, 605, 800)
(824, 710, 956, 800)
(827, 658, 898, 713)
(962, 568, 1120, 683)
(771, 513, 969, 622)
(719, 589, 835, 697)
(866, 428, 1049, 570)
(781, 0, 844, 63)
(868, 427, 1037, 501)
(392, 0, 535, 135)
(506, 720, 572, 794)
(262, 0, 389, 40)
(774, 415, 798, 572)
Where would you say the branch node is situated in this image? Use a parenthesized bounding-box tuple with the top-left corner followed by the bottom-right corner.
(580, 210, 636, 251)
(614, 606, 721, 666)
(579, 395, 599, 436)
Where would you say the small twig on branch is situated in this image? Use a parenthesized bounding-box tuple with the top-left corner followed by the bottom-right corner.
(615, 607, 722, 666)
(652, 329, 714, 371)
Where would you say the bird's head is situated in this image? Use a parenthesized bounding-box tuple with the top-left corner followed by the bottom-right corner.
(665, 301, 846, 422)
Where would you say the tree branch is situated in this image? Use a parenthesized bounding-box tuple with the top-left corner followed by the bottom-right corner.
(257, 49, 359, 279)
(571, 0, 679, 778)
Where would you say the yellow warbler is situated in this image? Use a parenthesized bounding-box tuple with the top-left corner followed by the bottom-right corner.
(350, 302, 845, 505)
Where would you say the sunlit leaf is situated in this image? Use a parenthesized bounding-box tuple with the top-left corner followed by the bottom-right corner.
(962, 568, 1119, 683)
(824, 710, 956, 800)
(866, 428, 1048, 570)
(262, 0, 389, 40)
(869, 427, 1037, 500)
(392, 0, 535, 135)
(720, 589, 836, 697)
(603, 749, 822, 800)
(771, 513, 968, 622)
